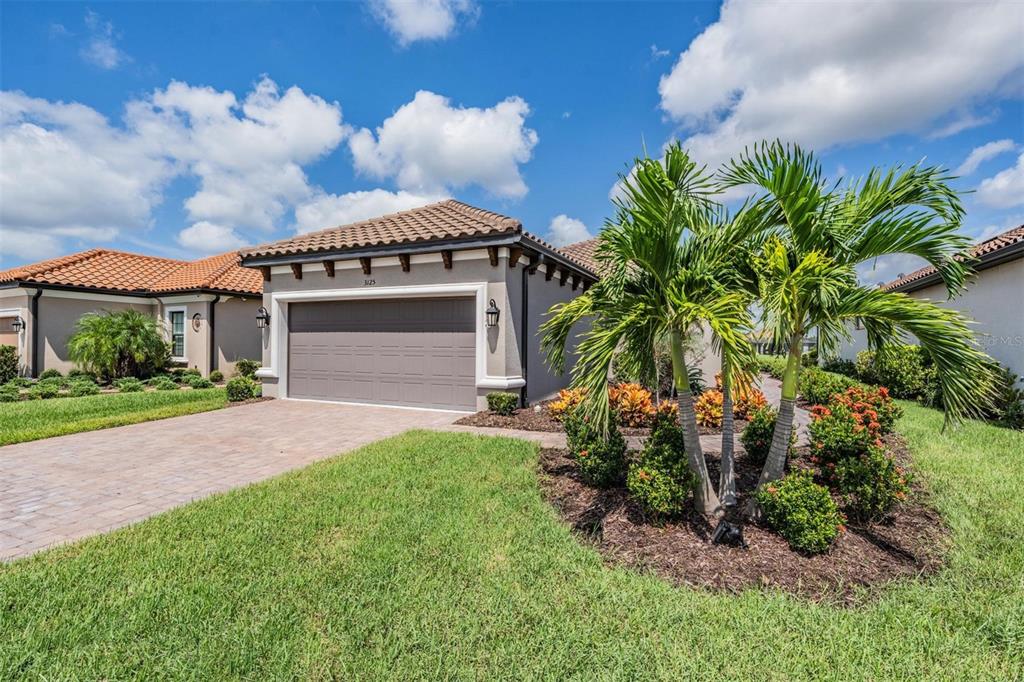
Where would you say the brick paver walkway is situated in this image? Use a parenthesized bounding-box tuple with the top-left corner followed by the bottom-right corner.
(0, 400, 458, 561)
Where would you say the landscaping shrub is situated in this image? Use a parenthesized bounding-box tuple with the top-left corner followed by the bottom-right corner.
(608, 382, 655, 427)
(808, 402, 882, 466)
(830, 448, 911, 523)
(67, 310, 169, 380)
(69, 381, 100, 397)
(549, 387, 587, 421)
(226, 376, 257, 402)
(755, 470, 844, 554)
(740, 406, 794, 466)
(486, 392, 518, 415)
(712, 374, 767, 419)
(855, 346, 929, 399)
(152, 377, 179, 391)
(564, 411, 627, 487)
(29, 382, 60, 400)
(115, 378, 145, 393)
(627, 418, 696, 518)
(38, 368, 63, 380)
(798, 367, 859, 406)
(186, 376, 214, 389)
(757, 355, 787, 379)
(830, 385, 902, 434)
(7, 376, 31, 388)
(233, 359, 260, 378)
(209, 370, 224, 383)
(67, 368, 98, 382)
(694, 389, 724, 428)
(0, 383, 20, 402)
(821, 357, 857, 379)
(0, 345, 18, 385)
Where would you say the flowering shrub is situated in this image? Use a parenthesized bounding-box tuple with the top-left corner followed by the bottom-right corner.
(755, 471, 844, 554)
(694, 389, 724, 428)
(830, 385, 901, 434)
(564, 411, 627, 487)
(830, 448, 911, 522)
(608, 382, 656, 427)
(548, 387, 587, 421)
(740, 406, 795, 466)
(808, 403, 882, 465)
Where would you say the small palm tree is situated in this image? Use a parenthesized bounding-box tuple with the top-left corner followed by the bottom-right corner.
(717, 141, 996, 517)
(542, 144, 753, 515)
(68, 309, 170, 380)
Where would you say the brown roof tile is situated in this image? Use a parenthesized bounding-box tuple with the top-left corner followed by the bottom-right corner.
(243, 199, 522, 259)
(883, 224, 1024, 291)
(0, 248, 261, 295)
(558, 237, 601, 273)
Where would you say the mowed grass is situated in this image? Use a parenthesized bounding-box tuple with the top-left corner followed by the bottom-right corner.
(1, 406, 1022, 679)
(0, 388, 228, 445)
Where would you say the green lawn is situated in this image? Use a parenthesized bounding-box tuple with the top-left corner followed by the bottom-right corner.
(1, 405, 1021, 679)
(0, 388, 228, 445)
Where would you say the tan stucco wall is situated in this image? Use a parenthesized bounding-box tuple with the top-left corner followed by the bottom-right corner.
(838, 258, 1024, 381)
(0, 288, 30, 375)
(214, 296, 262, 376)
(511, 265, 589, 403)
(38, 293, 155, 374)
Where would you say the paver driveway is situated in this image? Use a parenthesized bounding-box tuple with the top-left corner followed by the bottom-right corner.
(0, 399, 459, 561)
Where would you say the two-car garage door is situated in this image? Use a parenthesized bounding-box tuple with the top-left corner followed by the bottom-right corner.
(287, 298, 477, 411)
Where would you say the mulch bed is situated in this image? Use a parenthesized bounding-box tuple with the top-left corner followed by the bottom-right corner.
(454, 399, 727, 436)
(537, 433, 950, 605)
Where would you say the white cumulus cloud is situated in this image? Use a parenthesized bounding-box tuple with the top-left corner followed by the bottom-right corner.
(955, 139, 1016, 176)
(294, 189, 446, 234)
(370, 0, 478, 46)
(176, 221, 247, 253)
(1, 77, 349, 261)
(349, 90, 538, 198)
(546, 214, 593, 247)
(977, 153, 1024, 209)
(658, 0, 1024, 166)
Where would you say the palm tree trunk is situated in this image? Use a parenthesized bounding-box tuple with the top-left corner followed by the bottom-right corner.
(746, 335, 802, 520)
(671, 329, 721, 516)
(719, 354, 737, 506)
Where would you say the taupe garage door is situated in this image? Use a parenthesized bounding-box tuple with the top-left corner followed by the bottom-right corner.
(287, 298, 476, 410)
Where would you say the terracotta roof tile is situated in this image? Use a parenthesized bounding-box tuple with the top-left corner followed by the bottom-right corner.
(243, 199, 522, 259)
(558, 237, 601, 273)
(0, 248, 261, 295)
(883, 224, 1024, 291)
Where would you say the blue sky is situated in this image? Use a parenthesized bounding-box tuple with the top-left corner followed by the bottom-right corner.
(2, 1, 1022, 285)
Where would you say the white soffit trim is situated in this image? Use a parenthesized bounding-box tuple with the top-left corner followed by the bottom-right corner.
(260, 282, 520, 397)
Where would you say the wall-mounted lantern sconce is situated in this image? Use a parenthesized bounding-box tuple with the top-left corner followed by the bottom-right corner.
(485, 299, 500, 328)
(256, 306, 271, 329)
(10, 316, 24, 333)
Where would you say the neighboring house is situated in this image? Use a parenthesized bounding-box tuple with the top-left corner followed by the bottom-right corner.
(0, 249, 263, 377)
(240, 200, 598, 412)
(838, 225, 1024, 380)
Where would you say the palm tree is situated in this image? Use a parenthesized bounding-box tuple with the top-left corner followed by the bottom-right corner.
(541, 144, 753, 516)
(717, 141, 996, 517)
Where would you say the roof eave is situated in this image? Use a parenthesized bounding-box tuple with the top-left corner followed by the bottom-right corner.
(887, 240, 1024, 294)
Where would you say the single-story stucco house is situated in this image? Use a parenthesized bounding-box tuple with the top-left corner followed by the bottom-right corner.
(838, 224, 1024, 380)
(0, 249, 263, 377)
(240, 200, 599, 412)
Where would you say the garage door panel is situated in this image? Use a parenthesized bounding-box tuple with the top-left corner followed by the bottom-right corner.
(288, 298, 476, 410)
